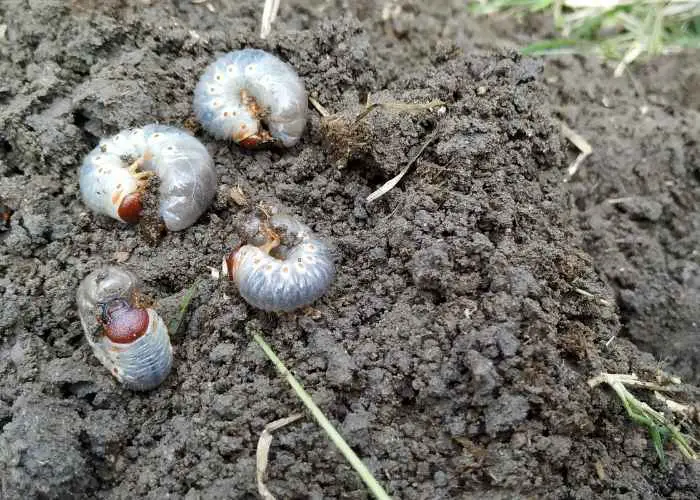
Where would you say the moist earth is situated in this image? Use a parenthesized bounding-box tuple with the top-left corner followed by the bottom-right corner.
(551, 54, 700, 386)
(0, 1, 698, 499)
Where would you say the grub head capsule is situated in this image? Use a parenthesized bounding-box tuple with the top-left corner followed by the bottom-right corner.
(79, 125, 217, 231)
(77, 266, 172, 391)
(193, 49, 308, 148)
(98, 298, 150, 344)
(224, 214, 335, 312)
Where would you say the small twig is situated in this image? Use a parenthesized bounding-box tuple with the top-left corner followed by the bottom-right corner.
(230, 184, 249, 207)
(573, 287, 612, 306)
(607, 196, 634, 205)
(655, 392, 700, 424)
(257, 413, 304, 500)
(167, 280, 200, 333)
(560, 121, 592, 182)
(354, 99, 445, 125)
(308, 96, 331, 117)
(253, 333, 392, 500)
(589, 372, 687, 393)
(366, 128, 439, 203)
(260, 0, 281, 39)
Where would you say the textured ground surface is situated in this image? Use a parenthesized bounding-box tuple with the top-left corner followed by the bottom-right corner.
(0, 1, 698, 499)
(556, 53, 700, 385)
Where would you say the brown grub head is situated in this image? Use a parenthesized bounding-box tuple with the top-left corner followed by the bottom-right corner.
(98, 299, 149, 344)
(224, 249, 241, 281)
(239, 134, 264, 148)
(117, 192, 143, 223)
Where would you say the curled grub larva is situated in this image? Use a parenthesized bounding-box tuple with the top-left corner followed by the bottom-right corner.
(193, 49, 308, 148)
(79, 125, 217, 231)
(76, 266, 173, 391)
(224, 214, 335, 312)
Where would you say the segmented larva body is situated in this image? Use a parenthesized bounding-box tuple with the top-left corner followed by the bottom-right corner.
(225, 214, 335, 312)
(193, 49, 308, 148)
(79, 125, 217, 231)
(76, 266, 173, 391)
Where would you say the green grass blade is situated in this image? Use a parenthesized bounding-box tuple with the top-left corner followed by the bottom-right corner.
(253, 333, 392, 500)
(472, 0, 700, 69)
(521, 38, 586, 55)
(650, 425, 667, 468)
(468, 0, 555, 15)
(168, 279, 200, 334)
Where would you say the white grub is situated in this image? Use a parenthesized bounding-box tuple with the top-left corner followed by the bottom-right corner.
(193, 49, 307, 148)
(76, 266, 172, 391)
(224, 214, 335, 312)
(79, 125, 217, 231)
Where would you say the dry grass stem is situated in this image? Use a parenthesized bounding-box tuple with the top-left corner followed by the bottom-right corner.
(366, 128, 439, 203)
(256, 413, 304, 500)
(260, 0, 281, 39)
(573, 287, 612, 306)
(655, 392, 700, 423)
(309, 96, 331, 117)
(560, 121, 592, 181)
(354, 99, 445, 124)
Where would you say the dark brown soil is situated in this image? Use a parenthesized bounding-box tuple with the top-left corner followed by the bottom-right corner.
(0, 1, 698, 499)
(552, 54, 700, 386)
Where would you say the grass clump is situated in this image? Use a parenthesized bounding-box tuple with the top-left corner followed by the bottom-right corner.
(588, 372, 699, 466)
(470, 0, 700, 75)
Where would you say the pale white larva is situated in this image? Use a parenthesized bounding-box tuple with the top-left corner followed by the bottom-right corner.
(193, 49, 308, 148)
(76, 266, 173, 391)
(224, 214, 335, 312)
(79, 124, 217, 231)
